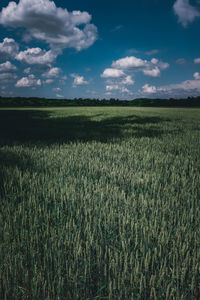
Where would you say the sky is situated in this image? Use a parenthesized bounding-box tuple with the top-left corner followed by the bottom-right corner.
(0, 0, 200, 100)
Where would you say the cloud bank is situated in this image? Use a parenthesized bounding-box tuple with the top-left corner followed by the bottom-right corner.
(101, 55, 169, 96)
(142, 76, 200, 97)
(0, 0, 98, 51)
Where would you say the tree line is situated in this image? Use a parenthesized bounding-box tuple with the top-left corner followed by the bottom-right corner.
(0, 96, 200, 107)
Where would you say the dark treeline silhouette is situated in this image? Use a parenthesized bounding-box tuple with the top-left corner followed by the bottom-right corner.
(0, 96, 200, 107)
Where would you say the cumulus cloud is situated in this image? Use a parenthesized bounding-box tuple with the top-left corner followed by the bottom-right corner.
(0, 73, 17, 81)
(173, 0, 200, 27)
(71, 74, 89, 87)
(194, 58, 200, 64)
(102, 72, 134, 95)
(0, 38, 19, 60)
(193, 72, 200, 79)
(110, 56, 169, 77)
(42, 67, 61, 78)
(16, 47, 57, 64)
(106, 85, 120, 91)
(44, 79, 54, 84)
(121, 87, 132, 94)
(106, 84, 132, 94)
(24, 67, 31, 74)
(121, 75, 134, 85)
(142, 84, 157, 94)
(53, 87, 61, 92)
(0, 61, 17, 72)
(101, 55, 169, 96)
(0, 0, 98, 51)
(112, 56, 147, 69)
(143, 67, 160, 77)
(156, 61, 169, 70)
(15, 74, 42, 88)
(101, 68, 125, 78)
(142, 76, 200, 96)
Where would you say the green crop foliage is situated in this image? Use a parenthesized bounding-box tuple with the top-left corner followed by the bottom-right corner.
(0, 107, 200, 299)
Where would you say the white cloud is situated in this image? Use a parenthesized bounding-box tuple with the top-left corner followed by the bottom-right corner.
(121, 75, 134, 85)
(15, 74, 42, 87)
(16, 47, 57, 64)
(0, 0, 97, 51)
(59, 75, 67, 85)
(112, 56, 147, 69)
(151, 58, 159, 65)
(106, 85, 120, 91)
(127, 48, 140, 54)
(0, 61, 17, 72)
(24, 67, 31, 74)
(42, 67, 61, 78)
(0, 90, 13, 96)
(121, 87, 132, 94)
(173, 0, 200, 27)
(102, 55, 169, 96)
(105, 92, 112, 96)
(110, 56, 169, 76)
(44, 79, 54, 84)
(157, 61, 169, 70)
(142, 84, 157, 94)
(56, 94, 64, 98)
(106, 84, 132, 94)
(53, 87, 61, 92)
(71, 74, 89, 87)
(0, 38, 19, 60)
(194, 58, 200, 64)
(111, 25, 123, 32)
(143, 66, 160, 77)
(176, 58, 186, 64)
(193, 72, 200, 79)
(145, 49, 159, 56)
(151, 58, 169, 70)
(101, 68, 125, 78)
(0, 73, 17, 80)
(161, 79, 200, 93)
(142, 77, 200, 96)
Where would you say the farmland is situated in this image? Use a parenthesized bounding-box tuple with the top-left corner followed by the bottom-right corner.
(1, 107, 200, 299)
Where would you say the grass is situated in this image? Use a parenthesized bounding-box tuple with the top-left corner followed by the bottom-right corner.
(0, 107, 200, 299)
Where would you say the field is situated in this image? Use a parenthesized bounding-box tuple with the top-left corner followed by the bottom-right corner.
(0, 107, 200, 299)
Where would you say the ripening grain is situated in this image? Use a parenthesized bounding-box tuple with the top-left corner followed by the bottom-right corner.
(0, 107, 200, 299)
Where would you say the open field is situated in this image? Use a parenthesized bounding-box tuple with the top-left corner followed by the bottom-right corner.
(0, 107, 200, 299)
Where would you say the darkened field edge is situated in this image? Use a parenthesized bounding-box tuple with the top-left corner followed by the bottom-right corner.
(0, 109, 172, 145)
(0, 96, 200, 107)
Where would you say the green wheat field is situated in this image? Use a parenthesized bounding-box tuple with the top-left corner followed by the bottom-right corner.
(0, 107, 200, 299)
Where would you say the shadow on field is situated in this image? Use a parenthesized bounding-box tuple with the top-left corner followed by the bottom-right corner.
(0, 148, 36, 195)
(0, 110, 171, 145)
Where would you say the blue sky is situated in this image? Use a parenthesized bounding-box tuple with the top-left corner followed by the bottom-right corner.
(0, 0, 200, 99)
